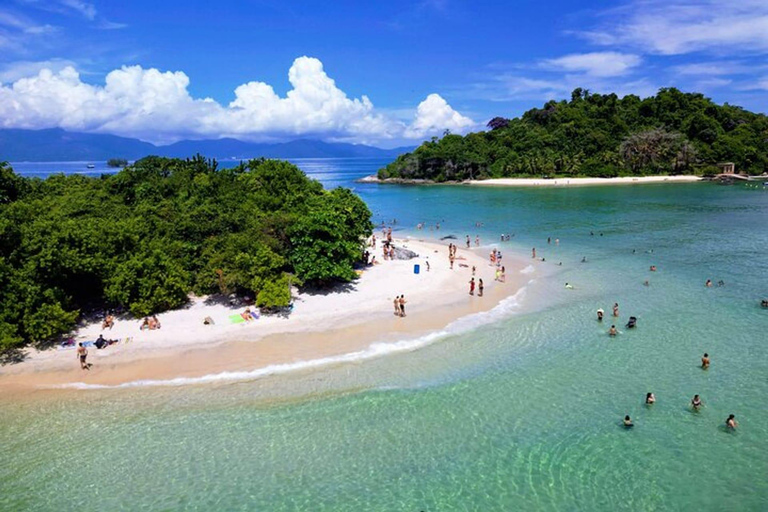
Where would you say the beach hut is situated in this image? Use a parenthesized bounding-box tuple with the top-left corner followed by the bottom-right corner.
(717, 162, 736, 174)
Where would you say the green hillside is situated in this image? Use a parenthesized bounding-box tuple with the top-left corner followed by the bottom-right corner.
(379, 88, 768, 181)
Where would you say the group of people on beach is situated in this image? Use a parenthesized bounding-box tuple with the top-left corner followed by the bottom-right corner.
(139, 316, 162, 331)
(466, 235, 481, 248)
(448, 243, 458, 269)
(468, 277, 484, 296)
(393, 295, 407, 317)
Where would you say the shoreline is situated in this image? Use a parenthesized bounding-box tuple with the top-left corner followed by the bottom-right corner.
(0, 237, 528, 392)
(359, 175, 705, 187)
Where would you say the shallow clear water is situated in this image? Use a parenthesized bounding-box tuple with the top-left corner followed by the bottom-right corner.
(2, 160, 768, 510)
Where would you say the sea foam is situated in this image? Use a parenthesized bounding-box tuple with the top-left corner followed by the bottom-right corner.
(55, 280, 534, 390)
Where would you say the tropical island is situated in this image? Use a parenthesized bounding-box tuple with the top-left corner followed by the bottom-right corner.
(0, 156, 373, 352)
(376, 88, 768, 183)
(0, 155, 516, 387)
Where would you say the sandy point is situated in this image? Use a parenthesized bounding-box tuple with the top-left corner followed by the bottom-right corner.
(0, 238, 528, 391)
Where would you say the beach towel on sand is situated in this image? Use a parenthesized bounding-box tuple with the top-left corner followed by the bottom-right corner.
(229, 314, 246, 324)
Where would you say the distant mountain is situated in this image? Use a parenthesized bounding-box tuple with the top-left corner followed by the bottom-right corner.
(0, 128, 414, 161)
(0, 128, 156, 161)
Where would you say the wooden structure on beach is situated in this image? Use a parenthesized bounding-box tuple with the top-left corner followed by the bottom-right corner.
(717, 162, 736, 174)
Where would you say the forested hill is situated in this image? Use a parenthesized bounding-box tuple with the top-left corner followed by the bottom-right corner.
(379, 88, 768, 182)
(0, 156, 372, 350)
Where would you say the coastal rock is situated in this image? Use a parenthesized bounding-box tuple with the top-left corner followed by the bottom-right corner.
(392, 246, 419, 260)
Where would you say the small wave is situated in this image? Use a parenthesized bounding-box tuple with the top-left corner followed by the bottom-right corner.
(55, 283, 532, 390)
(520, 265, 535, 274)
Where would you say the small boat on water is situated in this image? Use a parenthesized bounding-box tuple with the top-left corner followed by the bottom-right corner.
(86, 164, 95, 169)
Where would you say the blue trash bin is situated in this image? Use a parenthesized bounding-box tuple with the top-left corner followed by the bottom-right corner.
(414, 264, 420, 274)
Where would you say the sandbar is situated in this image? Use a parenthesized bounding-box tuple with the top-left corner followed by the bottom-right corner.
(0, 238, 526, 392)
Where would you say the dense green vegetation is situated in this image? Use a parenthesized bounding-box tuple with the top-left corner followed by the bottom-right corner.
(107, 158, 128, 167)
(380, 88, 768, 181)
(0, 156, 372, 350)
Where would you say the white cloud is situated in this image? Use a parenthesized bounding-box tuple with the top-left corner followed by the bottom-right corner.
(541, 52, 642, 77)
(59, 0, 96, 20)
(405, 93, 475, 137)
(0, 57, 474, 144)
(0, 59, 76, 83)
(750, 77, 768, 91)
(581, 0, 768, 55)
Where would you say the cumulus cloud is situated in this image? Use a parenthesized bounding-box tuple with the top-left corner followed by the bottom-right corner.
(405, 93, 475, 137)
(541, 52, 641, 77)
(0, 59, 76, 84)
(0, 56, 474, 144)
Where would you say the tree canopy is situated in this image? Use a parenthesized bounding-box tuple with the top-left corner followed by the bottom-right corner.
(0, 156, 372, 350)
(379, 88, 768, 181)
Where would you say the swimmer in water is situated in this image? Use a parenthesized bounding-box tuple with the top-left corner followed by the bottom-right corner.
(623, 415, 634, 428)
(565, 282, 573, 289)
(650, 265, 657, 272)
(725, 414, 737, 430)
(597, 309, 604, 321)
(701, 353, 710, 369)
(609, 325, 618, 336)
(645, 392, 655, 405)
(705, 279, 712, 287)
(613, 303, 619, 317)
(691, 394, 702, 410)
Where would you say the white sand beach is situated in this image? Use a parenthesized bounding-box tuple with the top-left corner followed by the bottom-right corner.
(0, 237, 526, 389)
(465, 176, 703, 187)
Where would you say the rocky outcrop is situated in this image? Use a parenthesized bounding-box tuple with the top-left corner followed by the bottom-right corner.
(392, 246, 419, 260)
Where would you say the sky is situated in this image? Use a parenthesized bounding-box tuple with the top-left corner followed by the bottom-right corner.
(1, 0, 767, 147)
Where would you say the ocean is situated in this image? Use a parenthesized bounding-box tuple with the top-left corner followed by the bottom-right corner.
(2, 158, 768, 510)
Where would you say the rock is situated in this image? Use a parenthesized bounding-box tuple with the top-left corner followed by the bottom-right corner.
(392, 246, 419, 260)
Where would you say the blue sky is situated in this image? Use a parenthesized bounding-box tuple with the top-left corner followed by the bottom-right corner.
(1, 0, 767, 147)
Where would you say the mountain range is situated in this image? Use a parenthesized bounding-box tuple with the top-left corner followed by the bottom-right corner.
(0, 128, 414, 161)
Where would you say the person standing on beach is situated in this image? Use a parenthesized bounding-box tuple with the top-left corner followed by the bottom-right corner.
(469, 277, 475, 295)
(394, 295, 401, 317)
(532, 247, 536, 259)
(77, 343, 89, 370)
(466, 235, 470, 248)
(399, 295, 407, 317)
(472, 266, 476, 276)
(478, 279, 484, 297)
(475, 235, 480, 246)
(701, 353, 710, 369)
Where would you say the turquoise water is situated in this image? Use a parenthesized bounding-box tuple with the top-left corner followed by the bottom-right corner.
(2, 160, 768, 510)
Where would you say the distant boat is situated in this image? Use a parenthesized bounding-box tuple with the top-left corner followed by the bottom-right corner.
(86, 164, 95, 169)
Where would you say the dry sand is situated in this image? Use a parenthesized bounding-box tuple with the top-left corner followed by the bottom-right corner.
(466, 176, 703, 187)
(0, 237, 527, 390)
